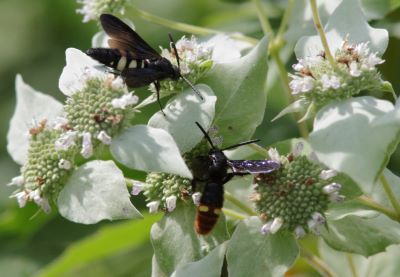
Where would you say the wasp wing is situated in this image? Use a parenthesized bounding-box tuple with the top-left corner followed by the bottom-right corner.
(227, 160, 280, 174)
(100, 13, 161, 60)
(121, 68, 170, 88)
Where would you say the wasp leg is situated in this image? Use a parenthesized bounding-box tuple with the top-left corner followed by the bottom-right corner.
(154, 80, 166, 116)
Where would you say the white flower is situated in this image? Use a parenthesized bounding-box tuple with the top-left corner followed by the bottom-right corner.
(192, 192, 202, 206)
(80, 132, 93, 158)
(349, 61, 361, 77)
(260, 221, 273, 235)
(321, 74, 341, 90)
(29, 189, 51, 213)
(55, 131, 78, 151)
(111, 93, 139, 109)
(329, 192, 345, 203)
(8, 176, 25, 187)
(319, 169, 337, 180)
(166, 195, 177, 212)
(294, 226, 306, 239)
(363, 53, 384, 69)
(111, 76, 125, 90)
(58, 159, 72, 170)
(97, 131, 112, 145)
(322, 182, 341, 194)
(292, 142, 304, 157)
(354, 42, 370, 58)
(131, 181, 143, 196)
(270, 217, 284, 234)
(59, 48, 108, 96)
(53, 116, 69, 130)
(146, 201, 160, 213)
(12, 191, 29, 208)
(268, 148, 281, 163)
(289, 76, 314, 94)
(205, 34, 251, 62)
(76, 0, 125, 23)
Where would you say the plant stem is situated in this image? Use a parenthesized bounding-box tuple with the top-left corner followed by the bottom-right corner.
(300, 247, 336, 277)
(276, 0, 295, 38)
(346, 254, 358, 277)
(222, 208, 247, 220)
(309, 0, 336, 68)
(357, 195, 399, 222)
(128, 6, 258, 45)
(380, 174, 400, 216)
(224, 191, 256, 216)
(252, 0, 274, 36)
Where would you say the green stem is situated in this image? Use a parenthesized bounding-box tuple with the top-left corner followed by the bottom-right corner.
(357, 195, 399, 222)
(346, 254, 358, 277)
(224, 191, 256, 216)
(252, 0, 274, 36)
(127, 6, 258, 45)
(309, 0, 336, 68)
(222, 208, 247, 220)
(276, 0, 295, 38)
(300, 247, 336, 277)
(380, 174, 400, 216)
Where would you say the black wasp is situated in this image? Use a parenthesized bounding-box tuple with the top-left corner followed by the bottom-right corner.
(86, 13, 202, 113)
(191, 122, 280, 235)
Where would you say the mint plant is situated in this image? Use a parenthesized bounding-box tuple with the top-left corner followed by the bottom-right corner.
(5, 0, 400, 276)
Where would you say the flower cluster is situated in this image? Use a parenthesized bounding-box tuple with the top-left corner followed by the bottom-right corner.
(154, 36, 213, 95)
(251, 143, 344, 237)
(77, 0, 126, 23)
(289, 38, 384, 108)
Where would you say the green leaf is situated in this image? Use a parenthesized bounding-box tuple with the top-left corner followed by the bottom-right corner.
(371, 169, 400, 208)
(309, 96, 400, 193)
(58, 160, 142, 224)
(171, 241, 228, 277)
(201, 36, 269, 147)
(148, 84, 217, 154)
(37, 214, 160, 277)
(150, 203, 229, 276)
(319, 239, 400, 277)
(322, 214, 400, 257)
(295, 0, 389, 58)
(226, 217, 299, 277)
(272, 99, 308, 122)
(111, 125, 192, 178)
(361, 0, 400, 19)
(7, 74, 64, 165)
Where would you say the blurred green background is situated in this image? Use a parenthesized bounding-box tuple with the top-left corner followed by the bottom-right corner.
(0, 0, 399, 276)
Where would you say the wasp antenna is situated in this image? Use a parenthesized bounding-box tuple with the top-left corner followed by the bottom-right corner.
(195, 122, 215, 149)
(181, 75, 203, 100)
(168, 33, 181, 69)
(221, 139, 260, 151)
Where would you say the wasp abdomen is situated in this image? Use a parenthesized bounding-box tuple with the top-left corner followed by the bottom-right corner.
(86, 48, 148, 71)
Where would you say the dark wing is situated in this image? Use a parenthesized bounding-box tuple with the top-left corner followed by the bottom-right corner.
(227, 160, 280, 174)
(120, 68, 170, 88)
(100, 14, 161, 60)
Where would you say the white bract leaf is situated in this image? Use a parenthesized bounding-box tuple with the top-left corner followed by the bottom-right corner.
(111, 125, 192, 178)
(7, 75, 64, 165)
(58, 160, 142, 224)
(148, 84, 216, 153)
(59, 48, 106, 96)
(272, 99, 308, 122)
(205, 34, 252, 62)
(295, 0, 388, 58)
(309, 96, 400, 193)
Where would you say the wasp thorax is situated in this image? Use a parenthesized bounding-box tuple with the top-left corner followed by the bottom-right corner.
(252, 147, 343, 237)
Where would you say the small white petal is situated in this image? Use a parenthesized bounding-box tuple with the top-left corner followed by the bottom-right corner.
(29, 189, 41, 203)
(268, 148, 281, 163)
(9, 176, 25, 187)
(363, 53, 384, 69)
(53, 116, 69, 130)
(260, 221, 273, 235)
(270, 217, 284, 234)
(55, 131, 78, 151)
(311, 212, 325, 225)
(322, 182, 341, 194)
(37, 197, 51, 213)
(80, 132, 93, 158)
(294, 226, 306, 238)
(329, 192, 345, 203)
(292, 142, 304, 157)
(58, 159, 72, 170)
(321, 75, 341, 90)
(146, 201, 160, 213)
(13, 191, 28, 208)
(319, 169, 337, 180)
(354, 42, 370, 58)
(97, 131, 112, 145)
(131, 181, 143, 196)
(111, 76, 125, 89)
(289, 76, 314, 95)
(111, 93, 139, 109)
(349, 61, 361, 77)
(166, 195, 177, 212)
(192, 192, 202, 206)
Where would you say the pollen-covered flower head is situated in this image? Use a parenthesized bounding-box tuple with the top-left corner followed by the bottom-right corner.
(76, 0, 126, 23)
(251, 143, 344, 237)
(288, 37, 384, 109)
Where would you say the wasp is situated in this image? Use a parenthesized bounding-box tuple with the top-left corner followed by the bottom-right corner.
(191, 122, 280, 235)
(86, 14, 202, 114)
